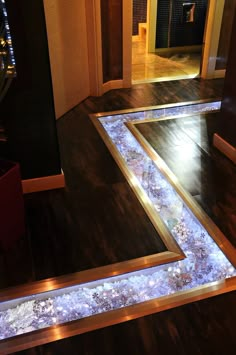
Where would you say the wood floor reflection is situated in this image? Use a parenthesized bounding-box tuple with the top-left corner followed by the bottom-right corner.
(135, 112, 236, 248)
(132, 38, 201, 83)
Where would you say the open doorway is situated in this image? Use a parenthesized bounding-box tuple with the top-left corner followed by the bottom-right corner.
(132, 0, 208, 84)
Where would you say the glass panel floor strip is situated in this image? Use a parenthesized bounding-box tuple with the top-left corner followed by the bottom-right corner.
(1, 101, 236, 352)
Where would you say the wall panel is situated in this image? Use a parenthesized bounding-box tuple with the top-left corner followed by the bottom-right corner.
(1, 0, 61, 180)
(156, 0, 207, 49)
(132, 0, 147, 35)
(43, 0, 90, 118)
(101, 0, 123, 83)
(218, 7, 236, 147)
(216, 0, 236, 70)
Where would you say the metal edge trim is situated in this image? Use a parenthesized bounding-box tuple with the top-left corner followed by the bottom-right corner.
(90, 98, 221, 119)
(1, 277, 236, 354)
(0, 250, 181, 302)
(129, 107, 220, 125)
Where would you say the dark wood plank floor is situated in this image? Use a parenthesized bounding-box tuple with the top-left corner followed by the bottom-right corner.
(2, 78, 236, 354)
(1, 78, 224, 288)
(136, 111, 236, 247)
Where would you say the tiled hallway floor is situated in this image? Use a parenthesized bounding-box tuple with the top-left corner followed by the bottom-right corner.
(132, 38, 201, 83)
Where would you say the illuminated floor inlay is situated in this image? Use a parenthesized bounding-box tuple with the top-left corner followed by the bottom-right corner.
(0, 101, 236, 347)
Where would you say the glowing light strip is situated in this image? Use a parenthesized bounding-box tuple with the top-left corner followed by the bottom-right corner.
(0, 101, 235, 347)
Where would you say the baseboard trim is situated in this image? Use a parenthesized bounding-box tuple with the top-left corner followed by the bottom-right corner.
(155, 45, 202, 55)
(213, 133, 236, 164)
(213, 69, 226, 78)
(22, 171, 65, 194)
(102, 79, 124, 94)
(132, 35, 140, 41)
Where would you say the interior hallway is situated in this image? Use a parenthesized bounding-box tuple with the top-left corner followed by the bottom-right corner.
(132, 37, 202, 83)
(1, 78, 236, 354)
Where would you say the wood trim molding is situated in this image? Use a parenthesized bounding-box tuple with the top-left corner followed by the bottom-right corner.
(146, 0, 158, 53)
(102, 79, 124, 93)
(101, 0, 132, 94)
(201, 0, 225, 79)
(213, 69, 226, 78)
(86, 0, 104, 96)
(213, 133, 236, 164)
(22, 171, 65, 194)
(87, 0, 132, 96)
(122, 0, 132, 88)
(200, 69, 226, 80)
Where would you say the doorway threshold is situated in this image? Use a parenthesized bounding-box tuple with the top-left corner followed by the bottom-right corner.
(132, 73, 199, 85)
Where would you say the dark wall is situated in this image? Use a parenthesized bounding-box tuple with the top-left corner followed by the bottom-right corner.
(101, 0, 123, 83)
(1, 0, 61, 180)
(218, 7, 236, 147)
(216, 0, 236, 70)
(132, 0, 147, 36)
(155, 0, 171, 48)
(156, 0, 207, 49)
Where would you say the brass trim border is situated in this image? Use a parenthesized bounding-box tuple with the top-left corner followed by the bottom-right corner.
(128, 107, 219, 125)
(127, 117, 236, 267)
(22, 171, 65, 194)
(93, 98, 221, 118)
(0, 249, 180, 302)
(1, 277, 236, 354)
(213, 133, 236, 164)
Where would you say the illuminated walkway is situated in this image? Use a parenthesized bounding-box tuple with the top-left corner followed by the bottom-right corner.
(0, 101, 236, 353)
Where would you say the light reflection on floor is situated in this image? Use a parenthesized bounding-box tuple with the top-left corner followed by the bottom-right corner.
(132, 38, 201, 83)
(0, 101, 236, 343)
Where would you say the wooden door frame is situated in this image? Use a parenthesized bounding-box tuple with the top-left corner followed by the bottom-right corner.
(146, 0, 158, 53)
(85, 0, 103, 96)
(87, 0, 132, 96)
(201, 0, 225, 79)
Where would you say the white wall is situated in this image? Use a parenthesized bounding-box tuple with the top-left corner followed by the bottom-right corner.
(43, 0, 90, 118)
